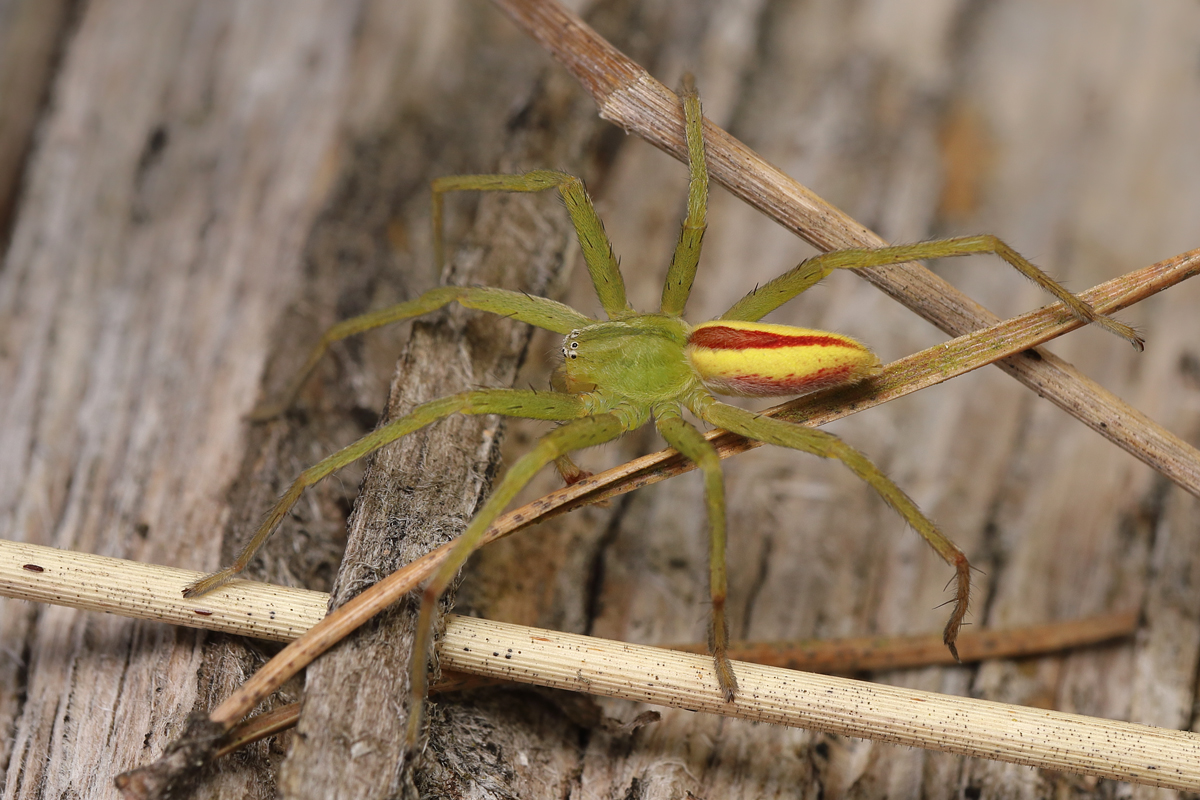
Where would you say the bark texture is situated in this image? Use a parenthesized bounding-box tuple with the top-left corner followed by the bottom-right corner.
(1, 1, 1199, 798)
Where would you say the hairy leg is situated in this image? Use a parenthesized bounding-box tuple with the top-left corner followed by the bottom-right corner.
(184, 389, 588, 597)
(720, 235, 1142, 350)
(659, 75, 708, 317)
(250, 285, 592, 420)
(693, 395, 971, 659)
(655, 410, 737, 701)
(406, 412, 631, 744)
(433, 170, 630, 319)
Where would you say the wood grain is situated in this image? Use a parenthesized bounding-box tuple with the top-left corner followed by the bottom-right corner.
(0, 2, 372, 797)
(2, 1, 1199, 798)
(0, 0, 72, 242)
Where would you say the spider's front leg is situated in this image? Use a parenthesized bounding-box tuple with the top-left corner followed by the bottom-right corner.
(183, 389, 589, 597)
(692, 396, 972, 658)
(251, 163, 628, 421)
(431, 170, 630, 318)
(659, 74, 707, 317)
(248, 285, 592, 420)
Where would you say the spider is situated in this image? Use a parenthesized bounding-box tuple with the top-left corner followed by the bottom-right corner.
(183, 77, 1142, 743)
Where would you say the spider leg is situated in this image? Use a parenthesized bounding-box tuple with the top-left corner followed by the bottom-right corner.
(659, 75, 707, 317)
(720, 235, 1143, 350)
(692, 395, 971, 660)
(553, 453, 591, 484)
(407, 412, 631, 744)
(655, 410, 737, 701)
(183, 388, 588, 597)
(433, 171, 629, 319)
(250, 285, 593, 420)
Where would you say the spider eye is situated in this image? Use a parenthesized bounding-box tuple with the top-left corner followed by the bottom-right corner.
(569, 341, 579, 349)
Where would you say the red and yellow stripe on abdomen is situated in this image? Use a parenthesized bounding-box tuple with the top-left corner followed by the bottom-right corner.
(686, 320, 881, 397)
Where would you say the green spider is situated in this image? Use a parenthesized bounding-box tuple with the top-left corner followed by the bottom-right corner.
(183, 78, 1142, 742)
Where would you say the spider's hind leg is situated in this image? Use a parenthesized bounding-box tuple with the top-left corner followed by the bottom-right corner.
(656, 410, 737, 701)
(694, 396, 971, 660)
(720, 235, 1143, 351)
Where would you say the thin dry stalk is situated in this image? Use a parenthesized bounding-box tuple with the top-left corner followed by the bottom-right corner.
(442, 617, 1200, 791)
(0, 538, 1135, 663)
(667, 611, 1139, 671)
(217, 602, 1136, 757)
(1, 539, 1149, 781)
(215, 602, 1137, 757)
(491, 0, 1200, 499)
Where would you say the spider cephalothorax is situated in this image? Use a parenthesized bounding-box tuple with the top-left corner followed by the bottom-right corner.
(184, 77, 1142, 743)
(556, 318, 694, 404)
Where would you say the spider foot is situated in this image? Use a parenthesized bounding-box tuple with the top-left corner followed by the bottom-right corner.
(554, 455, 611, 506)
(709, 609, 738, 701)
(182, 568, 237, 598)
(941, 555, 972, 663)
(714, 653, 739, 703)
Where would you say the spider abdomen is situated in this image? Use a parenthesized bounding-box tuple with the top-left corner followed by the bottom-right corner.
(686, 320, 881, 398)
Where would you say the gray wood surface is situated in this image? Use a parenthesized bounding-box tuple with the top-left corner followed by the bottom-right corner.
(1, 1, 1198, 798)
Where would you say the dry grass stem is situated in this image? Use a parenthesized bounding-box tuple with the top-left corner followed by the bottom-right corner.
(665, 611, 1138, 671)
(443, 617, 1199, 791)
(4, 539, 1163, 786)
(220, 605, 1136, 757)
(0, 538, 1134, 662)
(0, 540, 325, 643)
(218, 604, 1137, 757)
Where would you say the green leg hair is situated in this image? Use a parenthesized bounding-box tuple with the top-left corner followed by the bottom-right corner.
(433, 170, 630, 320)
(184, 389, 588, 597)
(249, 285, 593, 420)
(655, 410, 737, 701)
(659, 75, 708, 317)
(720, 234, 1142, 350)
(693, 396, 971, 659)
(406, 412, 631, 745)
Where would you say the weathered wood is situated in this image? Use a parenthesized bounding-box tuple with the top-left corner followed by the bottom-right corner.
(0, 0, 73, 775)
(0, 0, 73, 245)
(2, 1, 1199, 799)
(0, 1, 384, 796)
